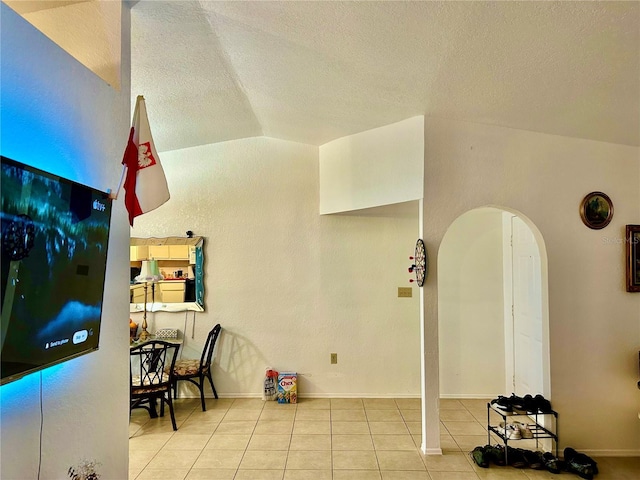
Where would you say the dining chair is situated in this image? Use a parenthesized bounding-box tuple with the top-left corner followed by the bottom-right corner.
(171, 323, 221, 411)
(130, 340, 179, 430)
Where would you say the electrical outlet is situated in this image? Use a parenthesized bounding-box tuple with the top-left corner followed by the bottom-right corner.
(330, 353, 338, 364)
(398, 287, 413, 298)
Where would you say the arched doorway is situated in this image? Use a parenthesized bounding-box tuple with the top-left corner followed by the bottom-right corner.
(438, 206, 550, 399)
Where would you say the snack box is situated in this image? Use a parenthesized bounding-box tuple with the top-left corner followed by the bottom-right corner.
(277, 372, 297, 404)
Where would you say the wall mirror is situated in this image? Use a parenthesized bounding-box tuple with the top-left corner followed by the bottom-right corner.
(130, 236, 205, 312)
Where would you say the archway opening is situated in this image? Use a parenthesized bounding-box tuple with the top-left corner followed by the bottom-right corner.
(438, 206, 550, 401)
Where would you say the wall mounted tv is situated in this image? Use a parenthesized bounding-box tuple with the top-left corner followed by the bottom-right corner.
(1, 156, 113, 385)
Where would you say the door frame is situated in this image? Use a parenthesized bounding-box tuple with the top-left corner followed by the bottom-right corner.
(502, 211, 549, 396)
(502, 212, 516, 393)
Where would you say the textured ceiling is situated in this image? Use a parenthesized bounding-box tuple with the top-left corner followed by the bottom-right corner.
(131, 1, 640, 153)
(5, 0, 90, 15)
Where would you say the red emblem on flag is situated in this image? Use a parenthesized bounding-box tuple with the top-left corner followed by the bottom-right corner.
(118, 96, 171, 226)
(137, 142, 157, 169)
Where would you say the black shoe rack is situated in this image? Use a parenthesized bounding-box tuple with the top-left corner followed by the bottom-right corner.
(487, 402, 559, 460)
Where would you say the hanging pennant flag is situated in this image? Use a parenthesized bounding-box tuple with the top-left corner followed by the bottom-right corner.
(120, 95, 170, 226)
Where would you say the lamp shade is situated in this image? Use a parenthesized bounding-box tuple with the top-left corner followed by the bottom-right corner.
(135, 259, 163, 283)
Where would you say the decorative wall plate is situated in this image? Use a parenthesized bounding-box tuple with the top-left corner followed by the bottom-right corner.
(580, 191, 613, 230)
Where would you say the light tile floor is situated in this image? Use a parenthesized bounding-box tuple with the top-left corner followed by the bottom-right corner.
(129, 397, 640, 480)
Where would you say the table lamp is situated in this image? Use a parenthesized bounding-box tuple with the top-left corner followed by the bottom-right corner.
(134, 259, 163, 341)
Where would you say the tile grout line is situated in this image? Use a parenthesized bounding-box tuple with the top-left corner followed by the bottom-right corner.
(329, 402, 334, 480)
(364, 401, 382, 476)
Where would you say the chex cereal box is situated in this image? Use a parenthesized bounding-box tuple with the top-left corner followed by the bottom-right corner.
(277, 372, 297, 404)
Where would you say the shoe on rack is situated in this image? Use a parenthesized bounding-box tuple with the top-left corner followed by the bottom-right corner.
(505, 446, 527, 468)
(484, 444, 506, 466)
(542, 452, 562, 474)
(498, 421, 521, 440)
(521, 394, 536, 412)
(490, 395, 513, 412)
(518, 449, 544, 470)
(564, 447, 598, 477)
(470, 446, 489, 468)
(534, 394, 553, 413)
(509, 393, 526, 411)
(512, 420, 534, 439)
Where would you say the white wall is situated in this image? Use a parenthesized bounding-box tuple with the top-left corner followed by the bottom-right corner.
(0, 4, 131, 479)
(423, 117, 640, 455)
(4, 0, 122, 89)
(319, 116, 424, 214)
(130, 136, 421, 397)
(438, 207, 506, 396)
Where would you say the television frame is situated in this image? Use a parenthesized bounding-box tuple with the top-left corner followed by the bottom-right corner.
(1, 155, 113, 385)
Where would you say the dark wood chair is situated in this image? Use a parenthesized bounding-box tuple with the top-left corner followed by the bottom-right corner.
(130, 340, 179, 430)
(171, 324, 221, 411)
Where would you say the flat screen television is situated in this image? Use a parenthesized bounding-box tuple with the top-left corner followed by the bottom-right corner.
(1, 156, 113, 385)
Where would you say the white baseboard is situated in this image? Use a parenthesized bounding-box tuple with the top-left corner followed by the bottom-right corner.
(565, 449, 640, 457)
(439, 393, 499, 399)
(211, 393, 422, 399)
(211, 393, 502, 400)
(421, 447, 443, 455)
(297, 393, 422, 399)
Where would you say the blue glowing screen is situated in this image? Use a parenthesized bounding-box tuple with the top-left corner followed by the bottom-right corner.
(1, 156, 113, 385)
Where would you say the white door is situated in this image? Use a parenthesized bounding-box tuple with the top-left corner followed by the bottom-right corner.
(511, 215, 544, 396)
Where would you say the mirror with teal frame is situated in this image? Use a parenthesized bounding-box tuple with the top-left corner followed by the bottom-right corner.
(130, 236, 204, 312)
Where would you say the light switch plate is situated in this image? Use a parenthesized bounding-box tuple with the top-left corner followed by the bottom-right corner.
(398, 287, 413, 298)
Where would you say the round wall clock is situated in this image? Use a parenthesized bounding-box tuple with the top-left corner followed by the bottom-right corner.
(413, 238, 428, 287)
(580, 191, 614, 230)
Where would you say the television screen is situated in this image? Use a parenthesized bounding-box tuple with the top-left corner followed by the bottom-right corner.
(1, 156, 112, 385)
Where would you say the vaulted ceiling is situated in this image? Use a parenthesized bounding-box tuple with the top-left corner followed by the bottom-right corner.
(130, 1, 639, 153)
(6, 1, 640, 153)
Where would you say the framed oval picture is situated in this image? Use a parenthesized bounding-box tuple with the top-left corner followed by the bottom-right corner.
(580, 191, 614, 229)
